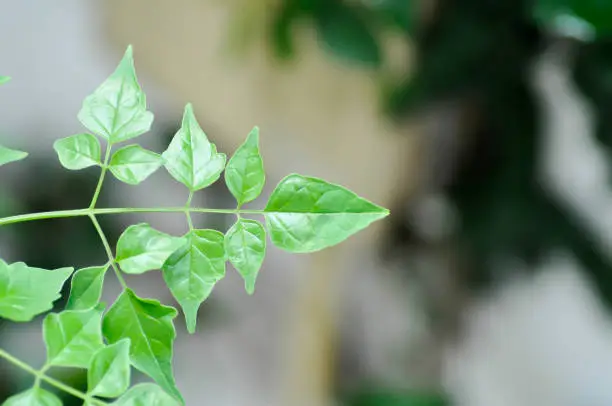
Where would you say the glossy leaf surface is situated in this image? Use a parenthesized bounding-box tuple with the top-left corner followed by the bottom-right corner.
(162, 229, 226, 334)
(109, 144, 163, 185)
(224, 126, 265, 205)
(0, 260, 73, 322)
(162, 103, 226, 191)
(78, 46, 153, 143)
(102, 289, 182, 403)
(3, 387, 62, 406)
(116, 223, 185, 274)
(0, 144, 28, 167)
(225, 219, 266, 294)
(53, 133, 101, 170)
(43, 307, 105, 368)
(66, 265, 108, 310)
(264, 174, 389, 252)
(114, 383, 180, 406)
(88, 339, 131, 398)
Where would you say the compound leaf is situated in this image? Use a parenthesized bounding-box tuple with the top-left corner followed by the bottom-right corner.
(162, 229, 226, 334)
(3, 387, 62, 406)
(162, 103, 226, 191)
(0, 144, 28, 167)
(109, 144, 163, 185)
(78, 45, 153, 143)
(0, 76, 10, 85)
(224, 126, 265, 205)
(88, 338, 131, 398)
(264, 174, 389, 252)
(53, 133, 101, 170)
(66, 265, 108, 311)
(116, 223, 186, 275)
(0, 261, 73, 322)
(102, 289, 183, 403)
(225, 219, 266, 294)
(43, 306, 105, 368)
(114, 383, 180, 406)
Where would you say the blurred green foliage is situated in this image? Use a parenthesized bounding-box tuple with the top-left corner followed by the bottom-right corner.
(264, 0, 612, 405)
(341, 388, 449, 406)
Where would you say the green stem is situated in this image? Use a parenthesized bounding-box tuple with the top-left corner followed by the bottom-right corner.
(89, 213, 128, 290)
(0, 348, 108, 406)
(89, 144, 112, 209)
(0, 207, 265, 226)
(185, 191, 194, 231)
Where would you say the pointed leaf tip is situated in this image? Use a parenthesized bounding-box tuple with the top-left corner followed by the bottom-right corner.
(162, 229, 225, 334)
(163, 104, 226, 191)
(264, 174, 389, 252)
(0, 144, 28, 167)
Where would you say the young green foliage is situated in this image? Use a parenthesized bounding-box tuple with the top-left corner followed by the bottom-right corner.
(102, 289, 182, 403)
(78, 45, 153, 143)
(87, 338, 131, 398)
(0, 144, 28, 167)
(0, 76, 10, 85)
(43, 306, 105, 368)
(53, 133, 101, 170)
(109, 144, 163, 185)
(264, 174, 389, 252)
(162, 229, 226, 333)
(162, 103, 226, 191)
(66, 265, 108, 310)
(3, 387, 62, 406)
(224, 126, 265, 205)
(225, 218, 266, 294)
(115, 223, 185, 274)
(114, 383, 180, 406)
(0, 44, 391, 405)
(0, 261, 73, 322)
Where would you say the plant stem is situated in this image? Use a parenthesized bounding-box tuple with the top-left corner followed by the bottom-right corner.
(0, 207, 265, 226)
(89, 144, 112, 209)
(185, 191, 194, 231)
(89, 213, 128, 290)
(0, 348, 108, 405)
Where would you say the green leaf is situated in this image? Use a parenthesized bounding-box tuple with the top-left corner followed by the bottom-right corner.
(162, 103, 226, 191)
(225, 219, 266, 294)
(534, 0, 612, 38)
(224, 126, 265, 205)
(52, 133, 101, 170)
(43, 306, 105, 368)
(162, 229, 226, 334)
(0, 76, 10, 85)
(66, 265, 108, 310)
(78, 45, 153, 143)
(0, 144, 28, 167)
(103, 289, 183, 403)
(109, 144, 163, 185)
(0, 260, 73, 322)
(116, 223, 186, 275)
(114, 383, 180, 406)
(3, 387, 62, 406)
(314, 4, 382, 67)
(88, 338, 131, 398)
(264, 174, 389, 253)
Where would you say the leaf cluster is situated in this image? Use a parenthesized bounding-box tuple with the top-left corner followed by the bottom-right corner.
(0, 46, 389, 404)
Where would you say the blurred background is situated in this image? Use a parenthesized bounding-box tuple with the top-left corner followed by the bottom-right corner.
(3, 0, 612, 405)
